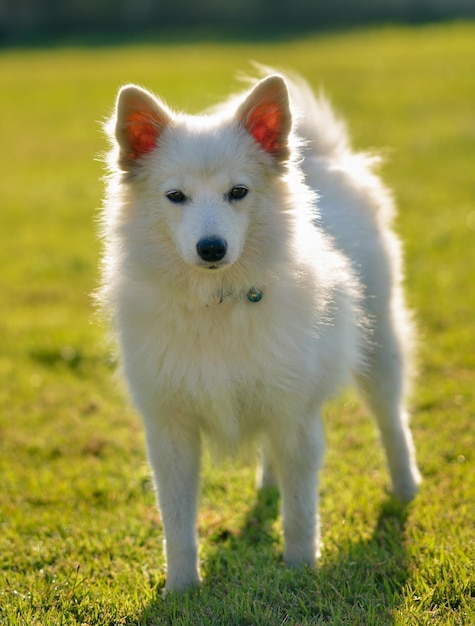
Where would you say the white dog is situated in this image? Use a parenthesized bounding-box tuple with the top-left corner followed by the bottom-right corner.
(99, 72, 421, 592)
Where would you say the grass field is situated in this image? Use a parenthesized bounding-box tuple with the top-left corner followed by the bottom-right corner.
(1, 21, 474, 625)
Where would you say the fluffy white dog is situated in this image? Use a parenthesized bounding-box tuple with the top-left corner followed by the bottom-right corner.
(99, 72, 421, 592)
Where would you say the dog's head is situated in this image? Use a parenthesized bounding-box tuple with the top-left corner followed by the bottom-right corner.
(109, 75, 294, 277)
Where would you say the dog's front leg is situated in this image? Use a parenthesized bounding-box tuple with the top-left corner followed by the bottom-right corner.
(143, 416, 201, 593)
(271, 414, 325, 566)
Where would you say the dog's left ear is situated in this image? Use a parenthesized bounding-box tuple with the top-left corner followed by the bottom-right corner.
(236, 75, 291, 162)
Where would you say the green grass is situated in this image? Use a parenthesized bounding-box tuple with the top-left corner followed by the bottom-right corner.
(1, 21, 474, 625)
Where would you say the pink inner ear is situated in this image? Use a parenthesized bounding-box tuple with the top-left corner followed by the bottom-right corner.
(125, 110, 160, 160)
(247, 103, 283, 154)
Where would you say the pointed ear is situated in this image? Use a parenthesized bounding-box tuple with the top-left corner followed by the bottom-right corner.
(114, 85, 171, 170)
(236, 75, 292, 162)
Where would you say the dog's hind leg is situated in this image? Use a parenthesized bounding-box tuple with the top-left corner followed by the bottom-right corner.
(355, 309, 421, 502)
(258, 440, 279, 490)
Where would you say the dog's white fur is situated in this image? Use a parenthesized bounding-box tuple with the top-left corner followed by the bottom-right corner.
(99, 72, 421, 592)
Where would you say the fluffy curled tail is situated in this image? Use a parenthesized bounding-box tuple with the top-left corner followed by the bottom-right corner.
(285, 74, 351, 159)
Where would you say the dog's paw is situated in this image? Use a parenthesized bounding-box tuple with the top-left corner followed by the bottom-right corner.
(163, 572, 201, 595)
(391, 467, 422, 502)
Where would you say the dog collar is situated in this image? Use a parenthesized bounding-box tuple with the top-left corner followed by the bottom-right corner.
(246, 287, 263, 303)
(210, 286, 263, 305)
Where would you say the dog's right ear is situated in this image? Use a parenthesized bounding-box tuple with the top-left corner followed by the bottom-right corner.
(114, 85, 171, 171)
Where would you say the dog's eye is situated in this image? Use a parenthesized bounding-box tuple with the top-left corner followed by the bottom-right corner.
(229, 185, 248, 201)
(166, 190, 187, 204)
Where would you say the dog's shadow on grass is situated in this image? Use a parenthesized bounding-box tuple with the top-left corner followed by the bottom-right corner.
(135, 491, 412, 624)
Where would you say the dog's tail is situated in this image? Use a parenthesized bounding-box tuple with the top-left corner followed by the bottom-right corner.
(286, 74, 351, 160)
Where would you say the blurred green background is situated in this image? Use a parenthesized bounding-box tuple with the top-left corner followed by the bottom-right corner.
(2, 0, 475, 44)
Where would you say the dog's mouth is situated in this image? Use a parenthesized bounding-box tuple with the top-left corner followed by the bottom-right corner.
(200, 261, 230, 272)
(189, 257, 231, 272)
(196, 259, 230, 271)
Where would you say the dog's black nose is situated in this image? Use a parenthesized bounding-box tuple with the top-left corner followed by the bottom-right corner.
(196, 237, 227, 263)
